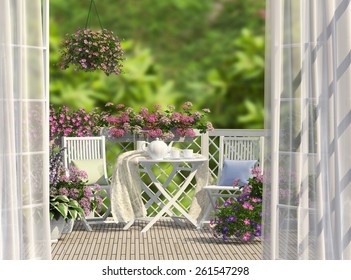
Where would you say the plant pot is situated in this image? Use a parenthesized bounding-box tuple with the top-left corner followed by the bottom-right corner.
(50, 217, 66, 242)
(62, 219, 74, 234)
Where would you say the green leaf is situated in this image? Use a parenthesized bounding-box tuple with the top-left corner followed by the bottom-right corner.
(68, 209, 78, 220)
(54, 203, 68, 219)
(53, 195, 70, 203)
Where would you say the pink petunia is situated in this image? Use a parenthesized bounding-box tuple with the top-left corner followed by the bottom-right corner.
(242, 232, 252, 241)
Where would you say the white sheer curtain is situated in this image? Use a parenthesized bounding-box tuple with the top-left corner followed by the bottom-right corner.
(263, 0, 351, 259)
(0, 0, 51, 259)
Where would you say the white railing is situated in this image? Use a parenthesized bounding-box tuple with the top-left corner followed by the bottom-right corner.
(103, 129, 265, 179)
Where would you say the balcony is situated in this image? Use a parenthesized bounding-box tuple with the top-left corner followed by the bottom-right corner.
(51, 128, 264, 260)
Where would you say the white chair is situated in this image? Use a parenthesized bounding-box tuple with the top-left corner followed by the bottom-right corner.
(62, 136, 111, 231)
(200, 136, 264, 227)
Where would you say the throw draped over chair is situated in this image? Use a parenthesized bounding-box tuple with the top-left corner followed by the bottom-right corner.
(200, 136, 264, 227)
(62, 136, 111, 231)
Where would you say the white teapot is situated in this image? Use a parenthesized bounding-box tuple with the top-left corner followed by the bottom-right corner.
(142, 138, 173, 160)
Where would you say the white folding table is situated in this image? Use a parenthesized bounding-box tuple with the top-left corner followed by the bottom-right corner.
(124, 154, 208, 233)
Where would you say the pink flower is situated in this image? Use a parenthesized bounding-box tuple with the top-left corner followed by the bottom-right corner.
(140, 107, 149, 116)
(242, 202, 252, 209)
(110, 128, 125, 138)
(147, 128, 163, 138)
(242, 232, 252, 241)
(175, 128, 196, 137)
(170, 112, 182, 122)
(244, 218, 250, 225)
(146, 113, 158, 123)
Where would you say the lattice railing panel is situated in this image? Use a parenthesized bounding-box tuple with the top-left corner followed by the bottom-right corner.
(207, 135, 221, 184)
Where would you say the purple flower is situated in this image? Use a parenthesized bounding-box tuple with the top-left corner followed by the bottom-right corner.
(225, 216, 236, 222)
(69, 188, 80, 200)
(223, 200, 232, 207)
(83, 186, 93, 198)
(79, 197, 91, 216)
(59, 187, 69, 196)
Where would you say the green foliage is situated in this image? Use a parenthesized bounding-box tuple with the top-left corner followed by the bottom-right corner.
(204, 28, 265, 129)
(50, 194, 85, 221)
(50, 0, 266, 129)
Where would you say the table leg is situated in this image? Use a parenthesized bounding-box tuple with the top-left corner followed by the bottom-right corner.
(139, 163, 180, 219)
(140, 162, 202, 233)
(123, 219, 135, 230)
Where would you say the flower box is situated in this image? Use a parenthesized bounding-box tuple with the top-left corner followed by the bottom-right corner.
(99, 127, 198, 143)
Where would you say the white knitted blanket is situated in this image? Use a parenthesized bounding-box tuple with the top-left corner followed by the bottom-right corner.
(110, 150, 210, 225)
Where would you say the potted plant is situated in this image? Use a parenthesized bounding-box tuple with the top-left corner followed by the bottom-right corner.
(210, 167, 263, 241)
(49, 147, 106, 239)
(50, 194, 85, 240)
(210, 195, 262, 241)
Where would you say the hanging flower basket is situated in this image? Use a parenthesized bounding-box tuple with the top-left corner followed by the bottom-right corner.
(58, 0, 125, 76)
(59, 27, 125, 76)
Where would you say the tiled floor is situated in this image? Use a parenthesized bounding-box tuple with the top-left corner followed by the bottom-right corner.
(51, 219, 262, 260)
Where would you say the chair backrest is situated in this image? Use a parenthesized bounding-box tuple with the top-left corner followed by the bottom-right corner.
(218, 136, 264, 176)
(62, 136, 109, 184)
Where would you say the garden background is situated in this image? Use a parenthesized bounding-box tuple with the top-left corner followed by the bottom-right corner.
(50, 0, 265, 129)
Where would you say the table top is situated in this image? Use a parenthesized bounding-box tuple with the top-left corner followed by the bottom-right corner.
(138, 153, 208, 163)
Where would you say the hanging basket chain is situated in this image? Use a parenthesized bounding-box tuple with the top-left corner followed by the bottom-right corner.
(85, 0, 104, 30)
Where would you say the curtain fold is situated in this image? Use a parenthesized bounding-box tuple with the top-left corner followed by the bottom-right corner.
(263, 0, 351, 259)
(0, 0, 51, 259)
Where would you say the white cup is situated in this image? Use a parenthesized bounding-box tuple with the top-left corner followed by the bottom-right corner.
(136, 140, 147, 151)
(182, 149, 193, 158)
(170, 148, 180, 158)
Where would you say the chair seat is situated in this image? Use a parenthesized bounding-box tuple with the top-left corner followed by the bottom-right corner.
(203, 185, 241, 191)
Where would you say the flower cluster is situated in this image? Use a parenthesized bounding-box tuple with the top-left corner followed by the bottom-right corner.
(210, 167, 263, 241)
(59, 28, 125, 76)
(240, 166, 263, 200)
(49, 104, 97, 146)
(49, 148, 106, 220)
(49, 101, 214, 143)
(210, 195, 262, 241)
(103, 101, 214, 140)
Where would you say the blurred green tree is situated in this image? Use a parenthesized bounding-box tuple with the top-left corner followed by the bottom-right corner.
(50, 0, 266, 128)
